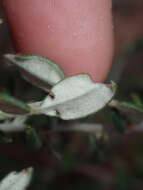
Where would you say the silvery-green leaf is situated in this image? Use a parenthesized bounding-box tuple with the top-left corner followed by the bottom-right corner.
(36, 74, 115, 120)
(5, 54, 65, 89)
(0, 92, 30, 114)
(0, 167, 33, 190)
(21, 70, 51, 92)
(0, 116, 27, 132)
(0, 111, 15, 120)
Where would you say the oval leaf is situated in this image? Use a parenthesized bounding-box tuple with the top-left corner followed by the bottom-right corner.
(0, 92, 30, 114)
(5, 54, 65, 88)
(37, 74, 115, 120)
(0, 167, 33, 190)
(0, 116, 27, 132)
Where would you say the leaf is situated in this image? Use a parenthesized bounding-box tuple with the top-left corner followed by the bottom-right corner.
(110, 100, 143, 113)
(0, 116, 27, 132)
(34, 74, 115, 120)
(109, 100, 143, 124)
(0, 111, 15, 120)
(118, 101, 143, 112)
(0, 167, 33, 190)
(0, 92, 30, 114)
(5, 54, 65, 90)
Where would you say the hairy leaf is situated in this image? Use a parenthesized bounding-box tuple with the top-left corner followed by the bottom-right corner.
(0, 167, 33, 190)
(35, 74, 115, 120)
(5, 54, 65, 90)
(0, 116, 27, 132)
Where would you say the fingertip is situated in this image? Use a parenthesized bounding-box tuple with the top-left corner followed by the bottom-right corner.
(3, 0, 113, 82)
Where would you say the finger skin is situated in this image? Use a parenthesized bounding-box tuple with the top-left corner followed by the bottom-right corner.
(3, 0, 113, 82)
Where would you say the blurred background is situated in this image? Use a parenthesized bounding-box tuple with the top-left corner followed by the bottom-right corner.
(1, 0, 143, 189)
